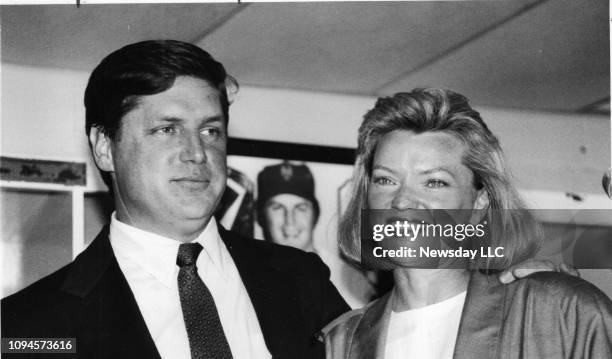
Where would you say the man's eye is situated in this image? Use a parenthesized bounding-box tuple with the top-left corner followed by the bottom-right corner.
(372, 176, 395, 185)
(295, 203, 312, 212)
(267, 203, 284, 211)
(201, 127, 221, 137)
(425, 179, 449, 188)
(153, 126, 175, 134)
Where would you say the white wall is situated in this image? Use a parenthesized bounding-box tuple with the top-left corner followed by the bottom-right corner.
(2, 63, 611, 199)
(481, 107, 610, 196)
(232, 86, 611, 198)
(229, 86, 372, 148)
(0, 63, 99, 189)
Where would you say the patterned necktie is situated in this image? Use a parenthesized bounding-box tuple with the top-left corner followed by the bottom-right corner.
(177, 243, 233, 359)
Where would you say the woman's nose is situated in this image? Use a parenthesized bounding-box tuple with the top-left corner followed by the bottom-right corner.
(390, 185, 421, 210)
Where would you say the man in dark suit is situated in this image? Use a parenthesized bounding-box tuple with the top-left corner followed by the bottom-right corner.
(1, 40, 348, 359)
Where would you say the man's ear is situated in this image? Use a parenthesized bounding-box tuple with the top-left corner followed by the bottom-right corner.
(89, 127, 114, 172)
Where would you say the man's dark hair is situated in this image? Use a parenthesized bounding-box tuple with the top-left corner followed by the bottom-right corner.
(84, 39, 238, 190)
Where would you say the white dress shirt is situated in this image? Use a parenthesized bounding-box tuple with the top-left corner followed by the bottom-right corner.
(384, 291, 466, 359)
(109, 213, 271, 359)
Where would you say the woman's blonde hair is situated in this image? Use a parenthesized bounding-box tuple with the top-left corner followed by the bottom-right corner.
(339, 88, 541, 270)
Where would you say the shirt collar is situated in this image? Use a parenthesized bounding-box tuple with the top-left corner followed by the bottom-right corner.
(109, 212, 229, 288)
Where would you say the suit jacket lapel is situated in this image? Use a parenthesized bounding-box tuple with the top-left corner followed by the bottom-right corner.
(348, 291, 393, 359)
(452, 271, 505, 359)
(60, 227, 161, 359)
(345, 271, 505, 359)
(219, 229, 305, 358)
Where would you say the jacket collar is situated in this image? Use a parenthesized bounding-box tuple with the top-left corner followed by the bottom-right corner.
(452, 271, 506, 359)
(346, 271, 505, 359)
(60, 225, 114, 298)
(59, 226, 161, 359)
(348, 291, 393, 359)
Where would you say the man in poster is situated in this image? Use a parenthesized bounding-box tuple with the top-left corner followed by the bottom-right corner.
(257, 162, 320, 252)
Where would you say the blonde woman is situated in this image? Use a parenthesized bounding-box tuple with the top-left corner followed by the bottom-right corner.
(323, 89, 612, 359)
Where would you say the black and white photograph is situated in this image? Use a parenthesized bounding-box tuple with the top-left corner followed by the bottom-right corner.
(1, 0, 611, 358)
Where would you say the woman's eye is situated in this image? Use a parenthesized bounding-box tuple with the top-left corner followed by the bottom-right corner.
(373, 176, 395, 185)
(425, 179, 448, 188)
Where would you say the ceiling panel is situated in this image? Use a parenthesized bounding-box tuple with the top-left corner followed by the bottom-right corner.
(1, 1, 607, 113)
(381, 0, 609, 111)
(1, 3, 242, 71)
(198, 1, 540, 94)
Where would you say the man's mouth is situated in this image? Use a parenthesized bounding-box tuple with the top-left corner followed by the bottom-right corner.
(282, 228, 301, 238)
(171, 177, 210, 190)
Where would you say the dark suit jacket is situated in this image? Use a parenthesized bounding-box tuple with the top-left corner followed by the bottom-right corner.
(1, 226, 349, 359)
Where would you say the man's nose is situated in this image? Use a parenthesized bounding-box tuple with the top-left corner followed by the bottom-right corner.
(283, 209, 296, 227)
(391, 184, 421, 210)
(282, 210, 299, 237)
(179, 132, 206, 164)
